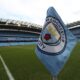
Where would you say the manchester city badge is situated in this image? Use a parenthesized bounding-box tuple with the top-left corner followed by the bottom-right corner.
(37, 17, 67, 55)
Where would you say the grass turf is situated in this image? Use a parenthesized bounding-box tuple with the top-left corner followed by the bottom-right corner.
(0, 58, 9, 80)
(0, 43, 80, 80)
(0, 45, 51, 80)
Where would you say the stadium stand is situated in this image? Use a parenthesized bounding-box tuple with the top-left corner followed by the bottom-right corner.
(69, 25, 80, 40)
(0, 18, 80, 46)
(0, 18, 41, 44)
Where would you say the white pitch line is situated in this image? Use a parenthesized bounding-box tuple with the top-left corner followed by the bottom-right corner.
(0, 55, 15, 80)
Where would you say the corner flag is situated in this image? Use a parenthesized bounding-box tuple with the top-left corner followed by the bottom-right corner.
(35, 7, 77, 76)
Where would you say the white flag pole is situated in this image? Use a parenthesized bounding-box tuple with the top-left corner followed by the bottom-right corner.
(52, 76, 58, 80)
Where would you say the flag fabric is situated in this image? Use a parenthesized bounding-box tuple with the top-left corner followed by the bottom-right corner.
(35, 7, 77, 76)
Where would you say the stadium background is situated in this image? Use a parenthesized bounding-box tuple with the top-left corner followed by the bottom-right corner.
(0, 18, 80, 46)
(0, 18, 41, 46)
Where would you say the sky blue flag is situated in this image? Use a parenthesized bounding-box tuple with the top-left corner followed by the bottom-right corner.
(35, 7, 77, 76)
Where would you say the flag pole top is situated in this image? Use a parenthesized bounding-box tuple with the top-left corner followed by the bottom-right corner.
(52, 76, 58, 80)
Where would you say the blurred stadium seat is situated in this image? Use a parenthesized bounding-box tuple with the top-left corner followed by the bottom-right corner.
(0, 18, 41, 43)
(0, 18, 80, 46)
(69, 25, 80, 40)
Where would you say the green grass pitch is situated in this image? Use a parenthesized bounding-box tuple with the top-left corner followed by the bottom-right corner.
(0, 43, 80, 80)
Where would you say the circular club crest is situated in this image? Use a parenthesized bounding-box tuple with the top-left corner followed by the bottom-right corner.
(37, 17, 67, 55)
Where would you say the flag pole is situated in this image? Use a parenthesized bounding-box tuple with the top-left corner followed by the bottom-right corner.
(52, 76, 58, 80)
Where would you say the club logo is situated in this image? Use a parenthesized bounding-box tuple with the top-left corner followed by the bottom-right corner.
(37, 17, 67, 55)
